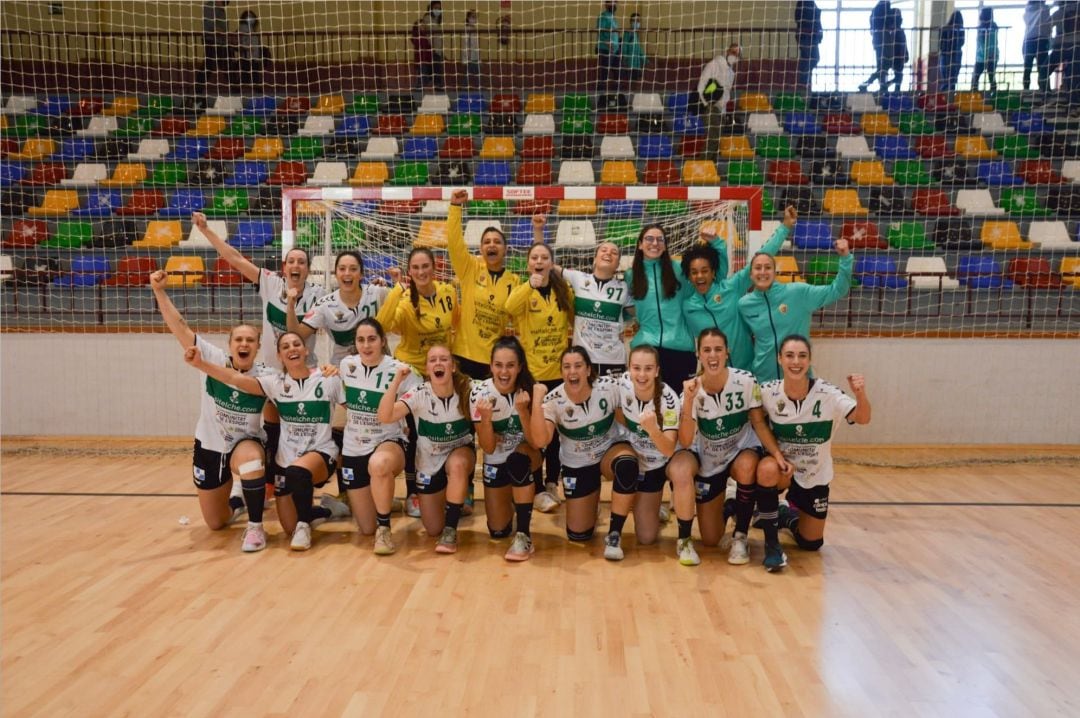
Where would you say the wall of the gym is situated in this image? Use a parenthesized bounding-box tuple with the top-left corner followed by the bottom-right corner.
(2, 334, 1077, 445)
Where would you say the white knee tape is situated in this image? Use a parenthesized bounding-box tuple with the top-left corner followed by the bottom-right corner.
(237, 459, 265, 477)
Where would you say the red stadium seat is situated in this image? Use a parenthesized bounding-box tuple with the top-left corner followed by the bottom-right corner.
(521, 136, 554, 159)
(155, 117, 190, 136)
(643, 160, 680, 184)
(516, 161, 553, 184)
(22, 163, 68, 186)
(205, 256, 246, 286)
(490, 94, 522, 114)
(822, 113, 858, 134)
(839, 220, 887, 249)
(207, 137, 246, 160)
(1015, 160, 1065, 185)
(596, 114, 629, 135)
(915, 136, 955, 159)
(4, 219, 48, 248)
(116, 189, 166, 216)
(913, 189, 961, 216)
(103, 256, 158, 286)
(440, 137, 475, 159)
(1008, 257, 1062, 288)
(267, 161, 308, 186)
(678, 136, 707, 158)
(767, 160, 809, 185)
(374, 115, 406, 136)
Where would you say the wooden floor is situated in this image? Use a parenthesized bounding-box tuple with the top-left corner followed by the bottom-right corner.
(3, 446, 1080, 718)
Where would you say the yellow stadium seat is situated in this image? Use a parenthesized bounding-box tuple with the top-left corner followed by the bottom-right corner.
(700, 220, 742, 249)
(682, 160, 721, 185)
(860, 113, 898, 135)
(524, 93, 556, 113)
(980, 221, 1031, 250)
(134, 221, 183, 248)
(409, 114, 446, 135)
(163, 255, 206, 287)
(311, 94, 345, 115)
(479, 137, 516, 159)
(720, 136, 755, 159)
(850, 161, 893, 185)
(1060, 258, 1080, 288)
(738, 93, 772, 112)
(823, 189, 869, 215)
(954, 91, 991, 112)
(955, 135, 998, 159)
(28, 190, 80, 216)
(415, 220, 448, 248)
(245, 137, 284, 160)
(600, 160, 638, 185)
(557, 199, 598, 215)
(10, 138, 56, 160)
(774, 255, 803, 283)
(0, 116, 8, 131)
(102, 96, 139, 116)
(349, 162, 389, 186)
(99, 162, 147, 187)
(187, 116, 227, 136)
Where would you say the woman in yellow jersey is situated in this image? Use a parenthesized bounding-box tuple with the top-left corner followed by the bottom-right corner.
(505, 242, 574, 505)
(377, 247, 460, 516)
(446, 189, 520, 380)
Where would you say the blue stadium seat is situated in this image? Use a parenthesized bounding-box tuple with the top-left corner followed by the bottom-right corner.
(784, 112, 822, 135)
(56, 138, 97, 161)
(879, 94, 916, 112)
(231, 220, 275, 248)
(0, 162, 26, 187)
(509, 218, 550, 247)
(338, 115, 372, 137)
(363, 255, 396, 278)
(55, 255, 110, 286)
(976, 160, 1023, 186)
(454, 94, 487, 113)
(158, 188, 207, 217)
(673, 114, 704, 135)
(874, 135, 917, 160)
(1011, 111, 1048, 134)
(475, 161, 512, 185)
(666, 92, 694, 114)
(34, 95, 73, 117)
(856, 255, 907, 288)
(601, 199, 644, 216)
(792, 220, 834, 249)
(402, 137, 439, 159)
(637, 135, 673, 159)
(244, 96, 277, 115)
(70, 189, 122, 217)
(957, 256, 1011, 288)
(167, 137, 210, 161)
(225, 161, 270, 186)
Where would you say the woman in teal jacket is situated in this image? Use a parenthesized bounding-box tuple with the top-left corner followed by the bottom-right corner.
(625, 223, 726, 388)
(737, 237, 852, 383)
(681, 207, 796, 372)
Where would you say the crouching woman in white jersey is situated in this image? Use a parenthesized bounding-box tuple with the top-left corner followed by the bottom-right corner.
(530, 346, 635, 546)
(470, 336, 544, 561)
(755, 334, 871, 572)
(185, 331, 345, 552)
(150, 270, 272, 552)
(610, 345, 682, 562)
(339, 318, 417, 556)
(377, 344, 476, 554)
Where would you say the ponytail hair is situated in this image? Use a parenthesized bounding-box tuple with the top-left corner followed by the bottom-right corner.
(561, 345, 597, 386)
(630, 224, 681, 300)
(528, 242, 574, 316)
(355, 317, 390, 356)
(629, 344, 664, 418)
(491, 335, 536, 397)
(407, 247, 436, 319)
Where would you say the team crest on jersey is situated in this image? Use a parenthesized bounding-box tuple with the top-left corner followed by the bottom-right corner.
(776, 399, 786, 413)
(697, 395, 705, 410)
(779, 303, 789, 314)
(334, 310, 345, 321)
(713, 294, 722, 304)
(488, 293, 495, 301)
(347, 365, 357, 376)
(566, 407, 574, 419)
(435, 317, 442, 327)
(583, 280, 591, 289)
(282, 383, 292, 396)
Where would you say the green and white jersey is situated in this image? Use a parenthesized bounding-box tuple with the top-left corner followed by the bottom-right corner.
(542, 375, 623, 469)
(400, 382, 475, 479)
(257, 268, 324, 368)
(685, 369, 762, 477)
(759, 378, 856, 489)
(616, 375, 680, 471)
(301, 285, 391, 366)
(564, 269, 632, 366)
(194, 336, 271, 454)
(469, 378, 526, 465)
(256, 369, 344, 467)
(339, 354, 417, 457)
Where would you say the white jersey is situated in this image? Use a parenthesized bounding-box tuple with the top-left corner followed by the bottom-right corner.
(193, 335, 272, 453)
(257, 268, 324, 368)
(339, 354, 417, 457)
(564, 269, 632, 366)
(301, 285, 391, 366)
(542, 375, 623, 469)
(685, 369, 763, 477)
(256, 369, 344, 467)
(617, 376, 680, 471)
(759, 378, 857, 489)
(469, 379, 527, 465)
(400, 382, 475, 479)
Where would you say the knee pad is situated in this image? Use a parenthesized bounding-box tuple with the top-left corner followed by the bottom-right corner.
(506, 452, 533, 488)
(331, 428, 344, 452)
(793, 531, 824, 551)
(566, 526, 595, 542)
(611, 455, 639, 495)
(283, 465, 313, 495)
(489, 521, 514, 539)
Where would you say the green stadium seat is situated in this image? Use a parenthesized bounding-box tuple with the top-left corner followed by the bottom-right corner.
(645, 199, 688, 216)
(999, 188, 1051, 216)
(42, 221, 93, 249)
(886, 221, 933, 249)
(993, 135, 1039, 159)
(725, 161, 765, 185)
(771, 93, 807, 111)
(897, 111, 935, 135)
(207, 188, 249, 215)
(605, 219, 642, 248)
(146, 162, 189, 186)
(225, 117, 265, 136)
(392, 161, 429, 185)
(348, 95, 380, 115)
(561, 114, 595, 135)
(136, 96, 175, 117)
(755, 135, 795, 158)
(447, 113, 482, 136)
(115, 117, 155, 137)
(892, 159, 933, 186)
(561, 94, 593, 113)
(282, 137, 324, 160)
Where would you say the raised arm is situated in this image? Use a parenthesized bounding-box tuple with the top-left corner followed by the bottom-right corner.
(472, 396, 498, 455)
(677, 378, 699, 449)
(183, 345, 266, 395)
(149, 270, 195, 349)
(803, 239, 853, 309)
(846, 374, 872, 425)
(192, 211, 260, 284)
(729, 206, 796, 294)
(285, 286, 315, 340)
(376, 363, 413, 424)
(529, 383, 555, 449)
(638, 404, 678, 458)
(446, 190, 475, 282)
(514, 389, 542, 450)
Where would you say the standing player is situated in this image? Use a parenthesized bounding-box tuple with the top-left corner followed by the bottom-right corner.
(376, 345, 476, 554)
(184, 332, 346, 552)
(469, 337, 543, 561)
(149, 270, 271, 552)
(446, 188, 520, 380)
(756, 335, 871, 571)
(530, 347, 635, 546)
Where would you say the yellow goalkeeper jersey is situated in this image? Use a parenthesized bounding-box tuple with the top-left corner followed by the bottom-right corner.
(375, 282, 458, 374)
(504, 281, 573, 381)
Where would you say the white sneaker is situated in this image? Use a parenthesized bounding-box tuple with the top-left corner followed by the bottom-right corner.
(241, 522, 267, 553)
(319, 493, 351, 520)
(290, 521, 312, 551)
(534, 491, 559, 513)
(658, 502, 672, 523)
(544, 481, 562, 503)
(504, 532, 535, 562)
(406, 493, 421, 518)
(677, 537, 701, 566)
(373, 525, 395, 555)
(435, 526, 458, 554)
(728, 532, 750, 565)
(603, 531, 624, 561)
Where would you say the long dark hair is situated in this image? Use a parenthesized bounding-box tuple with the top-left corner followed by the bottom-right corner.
(355, 317, 390, 356)
(561, 345, 597, 386)
(529, 243, 573, 315)
(406, 246, 436, 319)
(491, 336, 536, 397)
(629, 344, 664, 418)
(630, 224, 681, 300)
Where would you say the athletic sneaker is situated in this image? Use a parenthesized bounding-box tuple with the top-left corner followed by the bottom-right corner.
(677, 538, 701, 566)
(290, 521, 312, 551)
(391, 497, 404, 514)
(435, 526, 458, 554)
(534, 490, 560, 513)
(603, 531, 624, 561)
(406, 493, 422, 518)
(504, 532, 534, 562)
(241, 522, 267, 553)
(544, 481, 562, 503)
(373, 526, 396, 556)
(658, 502, 672, 524)
(763, 541, 788, 572)
(728, 532, 750, 565)
(463, 483, 475, 517)
(319, 493, 351, 521)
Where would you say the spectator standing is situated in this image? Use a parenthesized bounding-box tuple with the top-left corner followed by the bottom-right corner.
(412, 1, 444, 90)
(597, 1, 621, 91)
(972, 8, 1000, 93)
(938, 11, 965, 93)
(794, 0, 823, 90)
(462, 9, 481, 88)
(883, 9, 909, 92)
(1024, 1, 1053, 91)
(197, 0, 230, 101)
(697, 43, 739, 159)
(237, 10, 267, 90)
(621, 12, 646, 88)
(1061, 2, 1080, 113)
(859, 1, 891, 92)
